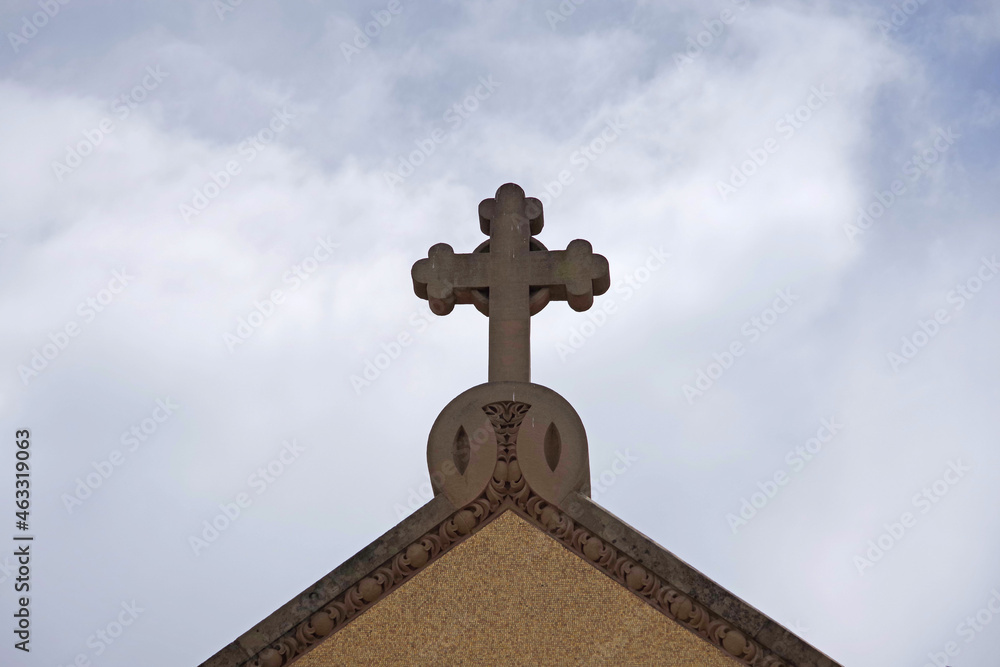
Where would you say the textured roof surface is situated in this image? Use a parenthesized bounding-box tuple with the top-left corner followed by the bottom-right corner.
(200, 490, 840, 667)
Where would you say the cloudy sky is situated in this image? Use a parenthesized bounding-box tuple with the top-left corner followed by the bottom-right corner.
(1, 1, 998, 665)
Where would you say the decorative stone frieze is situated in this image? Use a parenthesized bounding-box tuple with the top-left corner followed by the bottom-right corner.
(242, 400, 791, 667)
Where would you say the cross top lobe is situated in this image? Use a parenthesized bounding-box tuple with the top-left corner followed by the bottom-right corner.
(412, 183, 610, 383)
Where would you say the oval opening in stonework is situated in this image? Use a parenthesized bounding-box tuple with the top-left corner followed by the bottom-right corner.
(453, 426, 470, 474)
(544, 422, 561, 472)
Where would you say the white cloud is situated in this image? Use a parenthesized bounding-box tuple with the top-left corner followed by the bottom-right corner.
(2, 2, 999, 666)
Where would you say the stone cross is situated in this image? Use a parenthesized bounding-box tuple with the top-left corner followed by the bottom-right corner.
(412, 183, 610, 382)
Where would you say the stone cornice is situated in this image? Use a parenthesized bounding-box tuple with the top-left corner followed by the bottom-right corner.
(199, 494, 459, 667)
(200, 400, 840, 667)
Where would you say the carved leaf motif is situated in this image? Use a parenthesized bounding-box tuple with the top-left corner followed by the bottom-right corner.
(482, 401, 531, 444)
(660, 589, 711, 633)
(306, 611, 333, 638)
(710, 623, 758, 661)
(762, 657, 790, 667)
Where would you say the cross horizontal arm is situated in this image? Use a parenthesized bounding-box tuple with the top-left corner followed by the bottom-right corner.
(410, 182, 612, 383)
(412, 243, 491, 315)
(525, 239, 611, 311)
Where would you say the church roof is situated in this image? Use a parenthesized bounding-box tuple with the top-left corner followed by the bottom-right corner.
(199, 446, 839, 667)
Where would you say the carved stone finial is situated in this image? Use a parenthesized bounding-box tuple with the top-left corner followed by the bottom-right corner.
(426, 383, 590, 509)
(414, 184, 606, 507)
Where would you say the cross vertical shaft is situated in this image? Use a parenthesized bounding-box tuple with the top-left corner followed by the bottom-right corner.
(488, 184, 532, 382)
